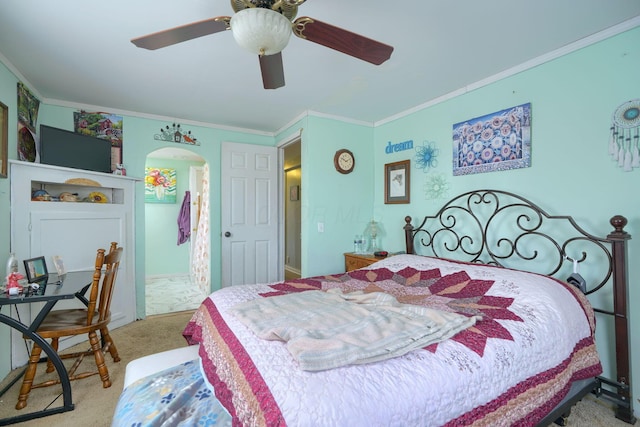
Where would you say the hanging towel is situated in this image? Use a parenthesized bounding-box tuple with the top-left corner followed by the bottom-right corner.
(177, 191, 191, 245)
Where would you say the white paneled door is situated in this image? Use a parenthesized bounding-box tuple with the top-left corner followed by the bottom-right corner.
(221, 142, 279, 286)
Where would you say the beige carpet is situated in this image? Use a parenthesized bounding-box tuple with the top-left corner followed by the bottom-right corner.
(0, 310, 635, 426)
(0, 311, 193, 426)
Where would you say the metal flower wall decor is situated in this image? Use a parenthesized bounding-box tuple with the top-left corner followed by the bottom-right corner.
(415, 141, 439, 172)
(412, 140, 449, 200)
(424, 173, 450, 200)
(154, 123, 200, 146)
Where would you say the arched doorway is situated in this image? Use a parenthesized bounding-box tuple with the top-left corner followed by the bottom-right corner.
(144, 147, 209, 315)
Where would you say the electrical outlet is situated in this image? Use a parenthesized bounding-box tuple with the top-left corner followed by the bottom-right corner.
(317, 222, 324, 233)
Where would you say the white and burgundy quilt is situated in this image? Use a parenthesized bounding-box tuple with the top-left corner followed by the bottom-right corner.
(183, 254, 601, 426)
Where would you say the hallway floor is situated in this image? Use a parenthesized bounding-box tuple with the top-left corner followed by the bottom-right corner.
(284, 267, 301, 281)
(145, 274, 209, 316)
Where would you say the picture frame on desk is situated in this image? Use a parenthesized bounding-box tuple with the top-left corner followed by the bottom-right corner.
(51, 255, 66, 276)
(24, 256, 49, 284)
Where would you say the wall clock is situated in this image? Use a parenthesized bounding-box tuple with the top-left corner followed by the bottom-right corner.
(334, 149, 355, 174)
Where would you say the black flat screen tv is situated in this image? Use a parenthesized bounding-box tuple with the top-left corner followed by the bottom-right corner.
(39, 125, 112, 173)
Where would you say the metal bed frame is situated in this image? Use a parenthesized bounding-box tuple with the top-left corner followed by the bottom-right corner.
(403, 189, 634, 425)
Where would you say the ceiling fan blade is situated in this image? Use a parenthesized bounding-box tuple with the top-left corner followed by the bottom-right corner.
(259, 53, 285, 89)
(131, 17, 231, 50)
(293, 17, 393, 65)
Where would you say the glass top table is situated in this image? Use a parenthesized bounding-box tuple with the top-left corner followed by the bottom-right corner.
(0, 290, 76, 425)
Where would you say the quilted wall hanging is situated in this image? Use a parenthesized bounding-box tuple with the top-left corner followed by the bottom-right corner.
(452, 103, 531, 176)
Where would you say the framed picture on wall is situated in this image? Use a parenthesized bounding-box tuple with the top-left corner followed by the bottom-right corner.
(452, 102, 531, 175)
(144, 167, 177, 203)
(384, 160, 410, 204)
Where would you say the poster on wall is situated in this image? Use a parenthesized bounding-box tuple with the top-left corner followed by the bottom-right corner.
(73, 111, 123, 172)
(145, 167, 177, 204)
(17, 82, 39, 132)
(17, 82, 40, 162)
(452, 103, 531, 176)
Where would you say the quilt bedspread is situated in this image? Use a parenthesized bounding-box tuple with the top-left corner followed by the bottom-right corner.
(183, 255, 601, 427)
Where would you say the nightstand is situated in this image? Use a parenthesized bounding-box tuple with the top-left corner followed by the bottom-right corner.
(344, 253, 382, 272)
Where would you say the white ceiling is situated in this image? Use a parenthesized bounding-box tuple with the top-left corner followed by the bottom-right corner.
(1, 1, 639, 135)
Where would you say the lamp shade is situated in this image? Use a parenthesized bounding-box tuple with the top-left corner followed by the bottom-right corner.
(230, 8, 292, 56)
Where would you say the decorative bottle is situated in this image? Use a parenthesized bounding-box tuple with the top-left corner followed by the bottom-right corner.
(6, 252, 18, 282)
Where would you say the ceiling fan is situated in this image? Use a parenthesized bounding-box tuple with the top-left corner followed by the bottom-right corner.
(131, 0, 394, 89)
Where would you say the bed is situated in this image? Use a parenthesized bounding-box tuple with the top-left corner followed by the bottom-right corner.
(113, 189, 634, 427)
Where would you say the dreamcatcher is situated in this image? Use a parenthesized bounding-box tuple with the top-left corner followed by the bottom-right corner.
(609, 99, 640, 171)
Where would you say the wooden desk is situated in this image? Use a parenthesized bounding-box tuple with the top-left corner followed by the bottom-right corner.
(0, 291, 76, 425)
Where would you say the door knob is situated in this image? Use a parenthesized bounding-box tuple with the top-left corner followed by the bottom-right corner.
(224, 231, 231, 237)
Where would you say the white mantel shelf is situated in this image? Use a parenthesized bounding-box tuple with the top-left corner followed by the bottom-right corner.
(9, 159, 142, 182)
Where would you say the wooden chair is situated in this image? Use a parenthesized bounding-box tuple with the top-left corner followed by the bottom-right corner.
(16, 242, 123, 410)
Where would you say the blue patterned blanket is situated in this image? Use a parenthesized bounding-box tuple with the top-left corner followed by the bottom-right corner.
(112, 359, 231, 427)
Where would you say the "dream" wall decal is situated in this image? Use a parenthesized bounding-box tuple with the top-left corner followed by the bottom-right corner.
(385, 139, 413, 154)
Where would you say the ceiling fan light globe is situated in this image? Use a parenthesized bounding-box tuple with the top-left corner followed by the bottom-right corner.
(230, 8, 292, 56)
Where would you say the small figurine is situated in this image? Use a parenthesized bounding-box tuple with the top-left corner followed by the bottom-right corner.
(86, 191, 108, 203)
(59, 192, 79, 202)
(31, 189, 51, 201)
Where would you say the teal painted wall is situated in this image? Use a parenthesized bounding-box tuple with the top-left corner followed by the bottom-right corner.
(32, 109, 275, 318)
(299, 116, 375, 277)
(373, 26, 640, 409)
(144, 158, 204, 276)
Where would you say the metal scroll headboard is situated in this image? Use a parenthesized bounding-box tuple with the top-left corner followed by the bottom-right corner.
(403, 189, 633, 423)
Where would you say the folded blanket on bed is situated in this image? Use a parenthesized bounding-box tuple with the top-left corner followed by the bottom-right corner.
(230, 289, 480, 371)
